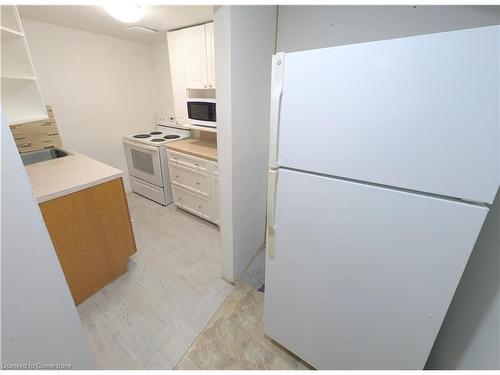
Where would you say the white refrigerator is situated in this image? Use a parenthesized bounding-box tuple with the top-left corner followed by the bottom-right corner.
(264, 25, 499, 370)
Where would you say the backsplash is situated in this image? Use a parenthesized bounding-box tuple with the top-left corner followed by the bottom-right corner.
(9, 106, 63, 153)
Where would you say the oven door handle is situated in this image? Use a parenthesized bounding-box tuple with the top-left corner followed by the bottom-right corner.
(123, 139, 158, 152)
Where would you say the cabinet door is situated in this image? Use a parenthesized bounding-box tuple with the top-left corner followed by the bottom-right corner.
(172, 185, 212, 220)
(40, 178, 136, 304)
(205, 22, 215, 89)
(167, 30, 188, 124)
(213, 174, 219, 224)
(182, 25, 208, 89)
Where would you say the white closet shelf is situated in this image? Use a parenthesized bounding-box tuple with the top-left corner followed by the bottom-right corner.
(1, 75, 37, 81)
(8, 114, 49, 125)
(1, 6, 47, 125)
(1, 26, 24, 40)
(2, 78, 48, 125)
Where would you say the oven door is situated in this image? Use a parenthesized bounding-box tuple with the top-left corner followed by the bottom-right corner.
(123, 139, 163, 187)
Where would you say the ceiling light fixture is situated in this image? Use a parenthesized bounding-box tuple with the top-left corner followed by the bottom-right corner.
(104, 4, 144, 23)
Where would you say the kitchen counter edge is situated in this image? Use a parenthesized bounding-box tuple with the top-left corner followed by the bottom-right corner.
(165, 138, 218, 162)
(25, 149, 124, 204)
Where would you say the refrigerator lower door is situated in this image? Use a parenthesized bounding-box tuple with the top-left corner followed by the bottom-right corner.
(264, 168, 488, 370)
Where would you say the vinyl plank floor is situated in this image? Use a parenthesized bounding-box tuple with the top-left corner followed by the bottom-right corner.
(76, 193, 233, 369)
(239, 247, 266, 290)
(175, 282, 313, 370)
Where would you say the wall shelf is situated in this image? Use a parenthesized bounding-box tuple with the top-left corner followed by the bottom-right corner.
(1, 6, 22, 32)
(1, 5, 47, 125)
(1, 26, 24, 40)
(1, 79, 47, 124)
(2, 75, 37, 81)
(8, 115, 51, 126)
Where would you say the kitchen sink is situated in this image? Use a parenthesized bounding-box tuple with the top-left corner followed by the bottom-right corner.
(21, 148, 70, 166)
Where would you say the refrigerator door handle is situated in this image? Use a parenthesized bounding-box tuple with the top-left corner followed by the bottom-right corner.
(269, 52, 285, 170)
(267, 168, 279, 258)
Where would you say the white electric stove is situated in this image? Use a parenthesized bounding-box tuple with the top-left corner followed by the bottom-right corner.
(123, 119, 191, 205)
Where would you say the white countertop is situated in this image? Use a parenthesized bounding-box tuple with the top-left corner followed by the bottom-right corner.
(25, 149, 123, 203)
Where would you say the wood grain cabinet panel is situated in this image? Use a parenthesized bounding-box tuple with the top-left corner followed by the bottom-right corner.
(39, 178, 136, 304)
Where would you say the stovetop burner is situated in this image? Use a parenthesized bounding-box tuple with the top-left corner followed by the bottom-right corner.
(133, 134, 151, 138)
(151, 138, 166, 142)
(150, 131, 162, 135)
(164, 135, 180, 139)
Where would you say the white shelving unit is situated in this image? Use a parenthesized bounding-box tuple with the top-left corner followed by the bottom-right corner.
(1, 5, 47, 124)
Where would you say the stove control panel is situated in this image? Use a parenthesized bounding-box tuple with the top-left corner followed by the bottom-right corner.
(157, 113, 176, 126)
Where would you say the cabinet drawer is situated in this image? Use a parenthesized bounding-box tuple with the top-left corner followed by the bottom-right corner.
(170, 163, 211, 197)
(167, 150, 209, 172)
(167, 149, 217, 174)
(172, 185, 213, 220)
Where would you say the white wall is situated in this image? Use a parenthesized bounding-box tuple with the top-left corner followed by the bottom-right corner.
(277, 5, 500, 52)
(214, 6, 234, 281)
(426, 190, 500, 369)
(151, 42, 175, 119)
(22, 18, 161, 192)
(214, 6, 277, 282)
(1, 113, 95, 369)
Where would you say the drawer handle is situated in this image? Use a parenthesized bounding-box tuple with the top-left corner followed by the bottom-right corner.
(198, 205, 202, 209)
(196, 182, 200, 185)
(176, 175, 180, 178)
(195, 163, 199, 167)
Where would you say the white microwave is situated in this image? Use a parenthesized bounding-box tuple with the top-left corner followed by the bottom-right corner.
(187, 98, 216, 128)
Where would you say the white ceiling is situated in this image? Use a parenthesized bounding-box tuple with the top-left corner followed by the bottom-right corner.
(18, 5, 214, 44)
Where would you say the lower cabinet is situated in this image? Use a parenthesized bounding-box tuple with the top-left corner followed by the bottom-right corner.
(213, 175, 219, 224)
(39, 177, 137, 304)
(172, 185, 213, 221)
(167, 149, 219, 224)
(170, 163, 212, 197)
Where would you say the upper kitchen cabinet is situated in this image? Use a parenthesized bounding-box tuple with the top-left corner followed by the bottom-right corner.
(205, 23, 215, 89)
(167, 22, 215, 125)
(182, 24, 208, 89)
(1, 5, 47, 124)
(182, 22, 215, 89)
(180, 22, 215, 90)
(167, 29, 188, 125)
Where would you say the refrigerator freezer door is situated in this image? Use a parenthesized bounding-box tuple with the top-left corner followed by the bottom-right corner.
(277, 25, 499, 204)
(264, 168, 488, 369)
